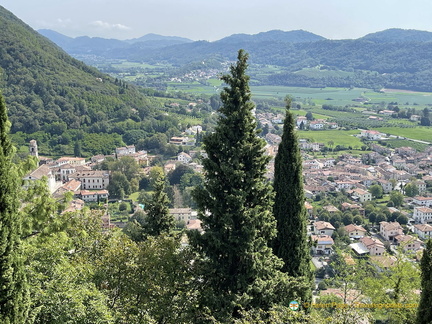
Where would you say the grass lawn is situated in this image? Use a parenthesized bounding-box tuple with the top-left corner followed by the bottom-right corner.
(129, 191, 140, 203)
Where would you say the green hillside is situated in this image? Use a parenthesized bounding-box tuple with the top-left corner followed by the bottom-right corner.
(0, 5, 157, 134)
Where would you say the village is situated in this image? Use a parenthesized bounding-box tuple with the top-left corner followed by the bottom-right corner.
(22, 109, 432, 275)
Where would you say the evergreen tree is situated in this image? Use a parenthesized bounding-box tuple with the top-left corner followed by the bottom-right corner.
(272, 97, 313, 304)
(417, 239, 432, 324)
(189, 50, 287, 321)
(143, 172, 174, 237)
(0, 95, 29, 323)
(74, 141, 82, 157)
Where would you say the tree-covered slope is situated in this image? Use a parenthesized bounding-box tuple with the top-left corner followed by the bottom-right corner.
(0, 5, 156, 133)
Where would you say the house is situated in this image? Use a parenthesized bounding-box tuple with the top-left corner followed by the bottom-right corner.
(185, 125, 203, 135)
(79, 189, 109, 202)
(115, 145, 136, 156)
(305, 201, 314, 218)
(61, 199, 85, 214)
(303, 159, 323, 169)
(380, 221, 404, 241)
(323, 205, 340, 215)
(296, 116, 308, 128)
(60, 179, 82, 192)
(336, 181, 356, 190)
(351, 188, 372, 203)
(414, 180, 427, 194)
(169, 208, 197, 224)
(177, 152, 192, 163)
(69, 170, 110, 190)
(341, 202, 365, 216)
(360, 130, 382, 140)
(313, 221, 336, 236)
(56, 157, 86, 166)
(378, 179, 393, 194)
(412, 196, 432, 208)
(413, 224, 432, 240)
(169, 136, 195, 146)
(23, 164, 62, 194)
(413, 206, 432, 224)
(265, 133, 282, 145)
(410, 115, 421, 122)
(309, 121, 325, 130)
(311, 235, 334, 255)
(394, 234, 423, 252)
(344, 224, 367, 239)
(359, 236, 385, 256)
(379, 110, 394, 116)
(186, 219, 203, 232)
(55, 163, 78, 182)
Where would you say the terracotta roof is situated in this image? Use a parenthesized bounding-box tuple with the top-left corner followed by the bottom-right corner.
(314, 221, 335, 231)
(360, 236, 384, 248)
(380, 221, 403, 232)
(345, 224, 366, 233)
(311, 235, 334, 245)
(414, 224, 432, 232)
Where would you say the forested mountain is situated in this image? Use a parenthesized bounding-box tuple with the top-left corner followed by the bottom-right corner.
(42, 27, 432, 92)
(38, 29, 193, 55)
(360, 28, 432, 42)
(0, 6, 157, 133)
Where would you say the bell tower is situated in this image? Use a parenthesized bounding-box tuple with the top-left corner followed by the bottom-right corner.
(29, 139, 39, 158)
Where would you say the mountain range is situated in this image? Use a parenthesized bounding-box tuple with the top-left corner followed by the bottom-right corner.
(39, 27, 432, 92)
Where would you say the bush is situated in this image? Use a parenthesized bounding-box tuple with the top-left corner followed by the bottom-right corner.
(318, 281, 328, 290)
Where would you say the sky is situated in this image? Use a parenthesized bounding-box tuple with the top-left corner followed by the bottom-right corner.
(3, 0, 432, 41)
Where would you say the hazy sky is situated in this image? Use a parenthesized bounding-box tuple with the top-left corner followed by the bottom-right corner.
(3, 0, 432, 41)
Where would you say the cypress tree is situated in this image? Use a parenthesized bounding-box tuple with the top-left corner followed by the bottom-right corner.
(272, 97, 312, 303)
(0, 94, 29, 323)
(189, 50, 283, 320)
(143, 172, 174, 237)
(417, 239, 432, 324)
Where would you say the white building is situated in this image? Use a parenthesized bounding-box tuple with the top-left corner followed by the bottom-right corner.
(178, 152, 192, 163)
(412, 196, 432, 207)
(413, 206, 432, 224)
(116, 145, 136, 156)
(79, 190, 109, 202)
(23, 164, 62, 194)
(169, 208, 197, 224)
(69, 170, 110, 190)
(311, 235, 334, 255)
(413, 223, 432, 239)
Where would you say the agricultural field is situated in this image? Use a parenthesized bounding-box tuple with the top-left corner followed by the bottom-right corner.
(383, 139, 430, 152)
(296, 130, 362, 147)
(378, 126, 432, 143)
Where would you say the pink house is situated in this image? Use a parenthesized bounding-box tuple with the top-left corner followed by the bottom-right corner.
(380, 221, 404, 242)
(359, 236, 385, 256)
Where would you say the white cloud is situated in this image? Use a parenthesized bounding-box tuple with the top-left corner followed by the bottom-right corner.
(89, 20, 131, 31)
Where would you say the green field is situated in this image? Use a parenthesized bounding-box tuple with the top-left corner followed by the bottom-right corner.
(296, 130, 362, 147)
(384, 139, 430, 152)
(378, 127, 432, 143)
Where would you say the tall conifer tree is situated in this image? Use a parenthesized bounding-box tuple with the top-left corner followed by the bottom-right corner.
(189, 50, 284, 321)
(143, 172, 174, 237)
(0, 94, 29, 323)
(417, 239, 432, 324)
(272, 97, 312, 303)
